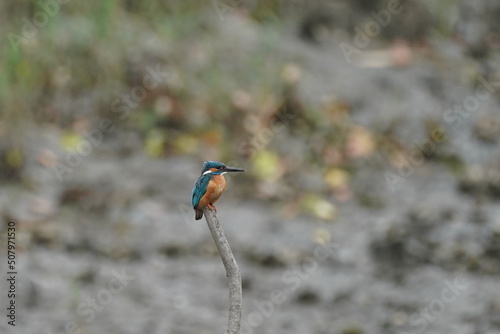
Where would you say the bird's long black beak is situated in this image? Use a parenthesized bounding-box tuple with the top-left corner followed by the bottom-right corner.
(223, 166, 246, 173)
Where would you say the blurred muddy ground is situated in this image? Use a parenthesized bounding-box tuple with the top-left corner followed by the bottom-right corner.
(1, 1, 500, 334)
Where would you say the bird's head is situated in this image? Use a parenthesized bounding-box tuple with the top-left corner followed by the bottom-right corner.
(201, 161, 245, 176)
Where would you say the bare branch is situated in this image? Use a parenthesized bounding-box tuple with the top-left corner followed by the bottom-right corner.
(203, 207, 242, 334)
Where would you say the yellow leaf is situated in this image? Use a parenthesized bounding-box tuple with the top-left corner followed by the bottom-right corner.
(301, 194, 337, 221)
(145, 130, 164, 158)
(324, 168, 350, 189)
(6, 148, 23, 167)
(253, 150, 281, 181)
(60, 132, 83, 152)
(174, 134, 197, 154)
(314, 199, 337, 220)
(16, 60, 33, 80)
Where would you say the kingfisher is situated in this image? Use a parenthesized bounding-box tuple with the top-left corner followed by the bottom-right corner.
(192, 161, 245, 220)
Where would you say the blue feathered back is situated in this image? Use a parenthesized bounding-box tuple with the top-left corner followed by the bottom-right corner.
(192, 174, 211, 207)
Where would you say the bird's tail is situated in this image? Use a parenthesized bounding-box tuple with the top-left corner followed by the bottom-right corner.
(195, 208, 203, 220)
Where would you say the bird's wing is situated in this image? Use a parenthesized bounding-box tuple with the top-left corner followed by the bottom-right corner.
(192, 175, 210, 207)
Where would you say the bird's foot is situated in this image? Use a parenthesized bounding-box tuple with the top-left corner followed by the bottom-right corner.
(207, 203, 217, 212)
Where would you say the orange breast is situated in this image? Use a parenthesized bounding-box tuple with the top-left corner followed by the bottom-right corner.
(198, 175, 226, 208)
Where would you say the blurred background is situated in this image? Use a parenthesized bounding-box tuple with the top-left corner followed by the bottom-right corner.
(1, 0, 500, 333)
